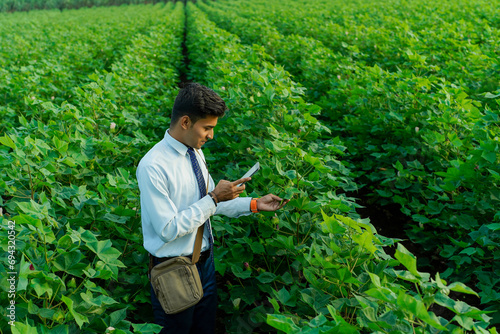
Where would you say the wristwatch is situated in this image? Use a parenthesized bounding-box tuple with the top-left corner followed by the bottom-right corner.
(208, 192, 218, 207)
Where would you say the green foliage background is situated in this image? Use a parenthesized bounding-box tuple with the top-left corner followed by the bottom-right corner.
(0, 0, 499, 333)
(0, 0, 163, 12)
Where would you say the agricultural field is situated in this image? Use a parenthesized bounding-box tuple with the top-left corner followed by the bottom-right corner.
(0, 0, 499, 333)
(0, 0, 158, 12)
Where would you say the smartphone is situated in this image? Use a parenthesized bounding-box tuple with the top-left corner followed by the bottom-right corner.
(237, 162, 260, 187)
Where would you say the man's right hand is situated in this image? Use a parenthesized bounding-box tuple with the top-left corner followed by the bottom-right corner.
(212, 177, 251, 202)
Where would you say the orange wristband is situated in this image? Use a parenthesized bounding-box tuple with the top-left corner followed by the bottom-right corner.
(251, 198, 259, 213)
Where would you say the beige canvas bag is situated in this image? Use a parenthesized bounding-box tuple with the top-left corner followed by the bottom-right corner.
(150, 225, 205, 314)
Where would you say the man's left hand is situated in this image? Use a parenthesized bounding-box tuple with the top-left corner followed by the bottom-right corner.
(256, 194, 289, 212)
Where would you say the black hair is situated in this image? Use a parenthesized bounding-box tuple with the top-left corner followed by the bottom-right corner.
(171, 83, 226, 125)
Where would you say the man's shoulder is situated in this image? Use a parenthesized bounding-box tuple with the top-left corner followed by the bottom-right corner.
(136, 144, 167, 183)
(137, 139, 182, 172)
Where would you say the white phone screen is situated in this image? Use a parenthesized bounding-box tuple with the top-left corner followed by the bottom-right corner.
(237, 162, 260, 187)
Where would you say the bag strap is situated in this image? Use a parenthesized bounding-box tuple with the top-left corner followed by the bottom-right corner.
(191, 225, 204, 264)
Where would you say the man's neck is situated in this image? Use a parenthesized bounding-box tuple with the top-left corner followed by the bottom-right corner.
(168, 128, 188, 148)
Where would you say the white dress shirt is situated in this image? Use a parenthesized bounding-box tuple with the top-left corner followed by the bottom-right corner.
(136, 129, 252, 257)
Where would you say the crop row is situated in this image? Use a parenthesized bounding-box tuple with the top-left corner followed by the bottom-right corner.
(186, 3, 494, 333)
(0, 0, 161, 12)
(215, 0, 499, 102)
(0, 2, 173, 131)
(199, 0, 500, 325)
(0, 2, 183, 332)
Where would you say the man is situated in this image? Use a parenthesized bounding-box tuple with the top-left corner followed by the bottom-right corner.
(136, 83, 288, 333)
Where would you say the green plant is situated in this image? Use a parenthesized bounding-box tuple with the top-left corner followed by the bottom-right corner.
(0, 2, 183, 331)
(185, 3, 496, 332)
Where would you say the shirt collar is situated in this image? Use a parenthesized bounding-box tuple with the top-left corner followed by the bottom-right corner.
(164, 129, 189, 156)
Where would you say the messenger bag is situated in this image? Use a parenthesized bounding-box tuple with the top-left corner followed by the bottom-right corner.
(149, 224, 205, 314)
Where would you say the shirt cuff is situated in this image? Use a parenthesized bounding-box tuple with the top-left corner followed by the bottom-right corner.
(202, 194, 217, 214)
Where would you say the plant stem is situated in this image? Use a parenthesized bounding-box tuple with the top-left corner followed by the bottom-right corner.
(27, 164, 34, 200)
(295, 212, 300, 245)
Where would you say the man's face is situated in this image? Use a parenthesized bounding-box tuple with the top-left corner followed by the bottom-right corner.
(186, 115, 218, 149)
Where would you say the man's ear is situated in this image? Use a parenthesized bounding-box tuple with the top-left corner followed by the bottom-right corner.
(179, 115, 191, 130)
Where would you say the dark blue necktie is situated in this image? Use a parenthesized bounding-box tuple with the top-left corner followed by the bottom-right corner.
(187, 147, 213, 252)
